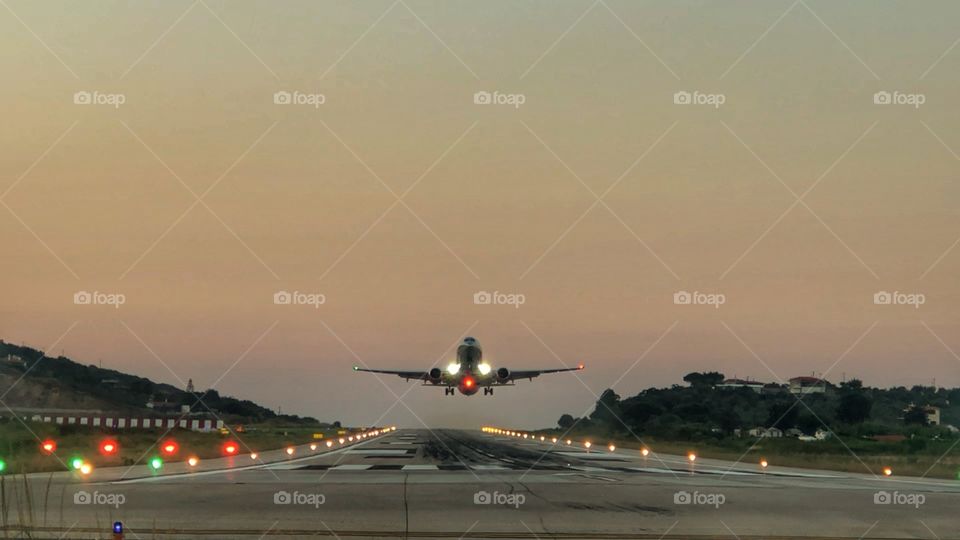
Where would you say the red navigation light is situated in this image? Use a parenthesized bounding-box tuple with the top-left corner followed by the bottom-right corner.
(222, 442, 238, 455)
(99, 439, 119, 456)
(160, 440, 179, 456)
(464, 377, 475, 388)
(41, 439, 57, 454)
(577, 363, 585, 370)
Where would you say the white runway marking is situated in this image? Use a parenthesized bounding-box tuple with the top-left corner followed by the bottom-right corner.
(626, 467, 679, 474)
(554, 452, 624, 461)
(691, 468, 758, 476)
(570, 466, 611, 472)
(346, 449, 411, 455)
(330, 464, 374, 471)
(402, 464, 439, 470)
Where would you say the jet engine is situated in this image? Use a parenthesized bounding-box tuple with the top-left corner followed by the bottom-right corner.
(496, 367, 510, 382)
(428, 367, 442, 384)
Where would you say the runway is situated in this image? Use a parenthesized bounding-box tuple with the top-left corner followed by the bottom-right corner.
(4, 429, 959, 539)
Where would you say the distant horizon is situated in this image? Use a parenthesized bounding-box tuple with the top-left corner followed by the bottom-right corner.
(4, 336, 956, 424)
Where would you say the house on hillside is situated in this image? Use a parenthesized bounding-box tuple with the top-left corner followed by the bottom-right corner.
(788, 376, 828, 395)
(902, 404, 941, 425)
(3, 354, 25, 367)
(715, 378, 764, 393)
(748, 426, 783, 438)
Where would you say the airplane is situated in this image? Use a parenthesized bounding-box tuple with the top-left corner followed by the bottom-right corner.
(353, 336, 584, 395)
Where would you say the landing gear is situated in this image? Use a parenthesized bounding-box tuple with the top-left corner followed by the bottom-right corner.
(445, 387, 455, 396)
(483, 387, 493, 395)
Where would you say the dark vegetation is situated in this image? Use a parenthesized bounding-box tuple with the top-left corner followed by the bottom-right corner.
(0, 340, 320, 424)
(557, 372, 959, 449)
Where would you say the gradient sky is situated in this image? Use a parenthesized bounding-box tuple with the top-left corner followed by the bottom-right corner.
(2, 0, 959, 428)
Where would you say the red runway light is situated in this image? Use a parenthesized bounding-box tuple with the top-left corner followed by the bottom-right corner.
(40, 439, 57, 454)
(160, 440, 179, 456)
(222, 442, 238, 455)
(99, 439, 119, 455)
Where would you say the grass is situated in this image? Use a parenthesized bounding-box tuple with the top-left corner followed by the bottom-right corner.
(532, 430, 960, 480)
(0, 420, 361, 475)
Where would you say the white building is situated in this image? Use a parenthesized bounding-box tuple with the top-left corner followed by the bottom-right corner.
(748, 426, 783, 438)
(715, 378, 764, 393)
(788, 376, 827, 395)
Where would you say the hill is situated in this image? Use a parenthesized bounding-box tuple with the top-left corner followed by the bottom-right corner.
(0, 340, 318, 424)
(557, 372, 959, 444)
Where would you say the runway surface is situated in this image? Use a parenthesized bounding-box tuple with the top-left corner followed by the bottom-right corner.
(3, 428, 959, 539)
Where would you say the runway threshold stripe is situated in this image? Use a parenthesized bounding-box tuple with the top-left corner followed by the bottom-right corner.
(402, 464, 439, 470)
(330, 464, 374, 470)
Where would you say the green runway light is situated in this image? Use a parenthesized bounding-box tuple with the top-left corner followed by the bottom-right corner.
(70, 457, 84, 470)
(0, 459, 6, 473)
(149, 457, 163, 470)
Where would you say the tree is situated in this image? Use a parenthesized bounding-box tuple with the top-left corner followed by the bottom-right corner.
(766, 402, 799, 430)
(903, 405, 929, 426)
(836, 392, 872, 424)
(557, 414, 575, 429)
(589, 389, 622, 425)
(682, 372, 724, 387)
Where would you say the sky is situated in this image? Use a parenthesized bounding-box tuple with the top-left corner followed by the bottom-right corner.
(2, 0, 960, 429)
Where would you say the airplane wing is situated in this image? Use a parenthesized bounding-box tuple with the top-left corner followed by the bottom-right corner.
(497, 364, 584, 383)
(352, 366, 429, 382)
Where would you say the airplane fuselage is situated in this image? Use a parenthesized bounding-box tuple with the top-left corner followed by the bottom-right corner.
(453, 337, 483, 395)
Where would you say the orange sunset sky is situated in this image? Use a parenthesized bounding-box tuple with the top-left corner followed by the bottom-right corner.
(2, 0, 959, 427)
